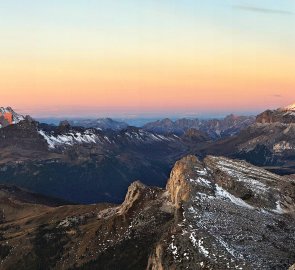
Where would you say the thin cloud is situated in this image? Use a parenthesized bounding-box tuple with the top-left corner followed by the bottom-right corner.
(272, 94, 283, 98)
(233, 5, 293, 15)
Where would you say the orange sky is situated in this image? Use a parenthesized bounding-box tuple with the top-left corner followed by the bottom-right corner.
(1, 0, 294, 117)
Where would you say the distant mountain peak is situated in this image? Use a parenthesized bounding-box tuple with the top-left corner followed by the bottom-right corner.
(281, 102, 295, 111)
(256, 103, 295, 124)
(0, 106, 24, 128)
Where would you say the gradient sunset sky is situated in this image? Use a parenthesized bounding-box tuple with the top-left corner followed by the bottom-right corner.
(1, 0, 294, 117)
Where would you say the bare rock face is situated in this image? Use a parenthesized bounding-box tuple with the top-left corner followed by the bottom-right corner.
(118, 181, 159, 215)
(166, 155, 198, 207)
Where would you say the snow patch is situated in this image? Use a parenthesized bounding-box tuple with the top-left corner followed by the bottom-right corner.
(215, 184, 254, 209)
(189, 233, 209, 257)
(272, 201, 284, 214)
(190, 177, 211, 188)
(38, 130, 100, 149)
(212, 158, 274, 194)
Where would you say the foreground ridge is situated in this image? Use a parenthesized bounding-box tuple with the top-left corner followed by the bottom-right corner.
(0, 155, 294, 269)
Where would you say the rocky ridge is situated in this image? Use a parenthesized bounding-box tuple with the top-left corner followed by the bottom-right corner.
(0, 155, 294, 269)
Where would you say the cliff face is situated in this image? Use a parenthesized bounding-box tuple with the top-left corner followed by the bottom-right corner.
(1, 155, 295, 269)
(166, 155, 197, 207)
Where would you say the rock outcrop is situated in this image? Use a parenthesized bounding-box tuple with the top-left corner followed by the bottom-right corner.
(118, 181, 161, 215)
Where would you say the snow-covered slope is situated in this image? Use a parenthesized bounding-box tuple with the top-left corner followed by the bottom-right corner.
(38, 126, 179, 149)
(38, 130, 100, 149)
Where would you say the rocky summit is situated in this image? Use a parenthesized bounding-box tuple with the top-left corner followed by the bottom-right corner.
(0, 155, 294, 269)
(0, 107, 24, 128)
(256, 103, 295, 124)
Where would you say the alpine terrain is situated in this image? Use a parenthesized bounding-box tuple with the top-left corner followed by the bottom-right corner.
(201, 103, 295, 174)
(0, 155, 294, 269)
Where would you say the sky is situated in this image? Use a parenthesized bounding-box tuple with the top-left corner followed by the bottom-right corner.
(0, 0, 294, 117)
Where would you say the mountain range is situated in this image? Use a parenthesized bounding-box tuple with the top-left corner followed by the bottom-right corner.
(142, 114, 255, 139)
(38, 114, 255, 139)
(0, 110, 192, 203)
(0, 104, 294, 204)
